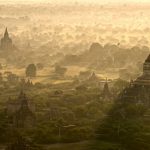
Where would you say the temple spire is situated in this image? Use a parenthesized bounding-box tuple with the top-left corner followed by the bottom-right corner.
(103, 78, 109, 94)
(101, 77, 112, 100)
(0, 27, 13, 50)
(4, 27, 9, 38)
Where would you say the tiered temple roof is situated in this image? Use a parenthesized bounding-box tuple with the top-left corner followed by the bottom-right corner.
(118, 54, 150, 104)
(134, 54, 150, 86)
(0, 28, 13, 50)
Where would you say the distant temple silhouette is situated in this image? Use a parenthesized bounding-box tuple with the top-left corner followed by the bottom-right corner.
(7, 91, 35, 128)
(119, 54, 150, 104)
(0, 28, 15, 51)
(88, 72, 99, 81)
(134, 54, 150, 85)
(101, 79, 112, 100)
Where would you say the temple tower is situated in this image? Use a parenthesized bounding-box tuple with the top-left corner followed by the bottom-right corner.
(101, 79, 112, 100)
(13, 91, 35, 128)
(0, 28, 13, 50)
(134, 54, 150, 86)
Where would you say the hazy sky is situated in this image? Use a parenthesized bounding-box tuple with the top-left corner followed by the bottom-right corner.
(1, 0, 150, 4)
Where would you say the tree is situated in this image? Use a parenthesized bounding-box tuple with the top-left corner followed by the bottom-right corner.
(26, 64, 37, 77)
(92, 98, 150, 150)
(113, 78, 129, 92)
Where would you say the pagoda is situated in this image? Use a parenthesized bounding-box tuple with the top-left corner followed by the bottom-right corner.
(100, 79, 112, 100)
(134, 54, 150, 86)
(118, 54, 150, 104)
(13, 91, 35, 128)
(7, 91, 36, 128)
(0, 28, 13, 50)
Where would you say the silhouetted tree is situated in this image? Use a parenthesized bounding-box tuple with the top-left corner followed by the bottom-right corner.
(26, 64, 36, 77)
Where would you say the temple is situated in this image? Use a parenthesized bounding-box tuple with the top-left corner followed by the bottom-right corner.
(88, 72, 99, 81)
(7, 91, 35, 128)
(87, 72, 100, 86)
(118, 54, 150, 104)
(0, 28, 14, 51)
(100, 79, 112, 100)
(134, 54, 150, 86)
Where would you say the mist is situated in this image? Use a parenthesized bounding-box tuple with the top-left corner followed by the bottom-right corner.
(0, 1, 149, 150)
